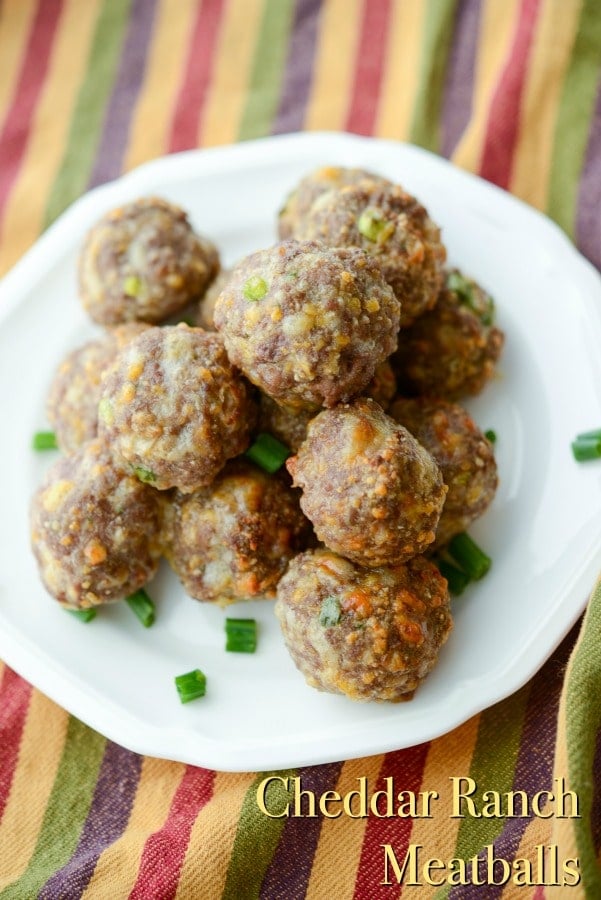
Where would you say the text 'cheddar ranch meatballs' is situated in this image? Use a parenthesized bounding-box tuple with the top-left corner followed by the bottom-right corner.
(30, 161, 505, 705)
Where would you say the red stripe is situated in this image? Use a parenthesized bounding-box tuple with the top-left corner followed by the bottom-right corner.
(478, 0, 542, 188)
(168, 0, 227, 152)
(352, 742, 430, 899)
(0, 668, 33, 823)
(345, 0, 393, 135)
(0, 0, 64, 222)
(128, 765, 216, 900)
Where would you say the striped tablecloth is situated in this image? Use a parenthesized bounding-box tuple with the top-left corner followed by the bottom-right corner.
(1, 1, 601, 897)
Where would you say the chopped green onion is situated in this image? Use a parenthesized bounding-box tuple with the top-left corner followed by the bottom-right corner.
(126, 588, 155, 627)
(447, 533, 491, 581)
(175, 669, 207, 704)
(132, 465, 157, 484)
(319, 596, 341, 627)
(484, 429, 497, 444)
(67, 608, 97, 623)
(123, 275, 142, 296)
(571, 437, 601, 462)
(243, 276, 268, 301)
(576, 427, 601, 441)
(447, 270, 495, 326)
(245, 432, 290, 473)
(98, 397, 114, 426)
(357, 209, 394, 243)
(436, 559, 470, 596)
(225, 618, 257, 653)
(33, 431, 58, 451)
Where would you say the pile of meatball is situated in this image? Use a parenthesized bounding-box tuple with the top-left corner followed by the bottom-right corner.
(30, 167, 504, 703)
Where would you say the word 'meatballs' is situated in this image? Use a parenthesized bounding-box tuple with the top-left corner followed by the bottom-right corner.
(29, 439, 163, 609)
(213, 241, 400, 410)
(275, 549, 453, 702)
(78, 196, 219, 325)
(98, 325, 256, 493)
(287, 398, 447, 567)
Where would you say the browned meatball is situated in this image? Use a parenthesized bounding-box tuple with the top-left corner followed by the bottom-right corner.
(78, 196, 219, 325)
(29, 439, 163, 609)
(296, 182, 446, 325)
(389, 397, 498, 547)
(287, 398, 447, 567)
(278, 166, 393, 240)
(195, 267, 231, 331)
(214, 241, 400, 411)
(392, 270, 505, 399)
(46, 323, 150, 452)
(275, 549, 452, 701)
(98, 325, 256, 493)
(163, 461, 311, 604)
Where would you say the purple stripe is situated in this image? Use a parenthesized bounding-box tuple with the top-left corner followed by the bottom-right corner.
(575, 72, 601, 271)
(440, 0, 482, 159)
(449, 624, 577, 899)
(87, 0, 159, 188)
(38, 742, 143, 899)
(259, 761, 344, 899)
(272, 0, 322, 135)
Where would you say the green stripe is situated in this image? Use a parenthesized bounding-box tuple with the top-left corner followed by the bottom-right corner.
(42, 0, 133, 228)
(547, 0, 601, 236)
(564, 581, 601, 898)
(221, 770, 296, 900)
(435, 685, 530, 900)
(0, 717, 106, 898)
(237, 0, 296, 141)
(409, 0, 459, 152)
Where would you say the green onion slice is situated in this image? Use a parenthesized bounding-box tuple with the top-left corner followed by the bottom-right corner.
(245, 432, 290, 473)
(225, 618, 257, 653)
(447, 533, 491, 581)
(576, 428, 601, 441)
(243, 276, 268, 301)
(436, 559, 470, 596)
(571, 438, 601, 462)
(319, 596, 341, 627)
(447, 270, 495, 326)
(67, 608, 97, 623)
(357, 209, 394, 243)
(132, 465, 157, 484)
(33, 431, 58, 451)
(484, 429, 496, 444)
(125, 588, 155, 627)
(175, 669, 207, 704)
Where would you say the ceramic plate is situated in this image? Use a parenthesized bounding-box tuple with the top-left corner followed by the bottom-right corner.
(1, 132, 601, 771)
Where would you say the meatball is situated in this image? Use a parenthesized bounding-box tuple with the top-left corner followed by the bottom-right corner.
(46, 323, 150, 452)
(258, 360, 397, 453)
(275, 549, 452, 701)
(213, 241, 400, 410)
(286, 398, 447, 566)
(78, 196, 219, 325)
(29, 439, 163, 609)
(98, 325, 256, 493)
(163, 461, 311, 604)
(392, 270, 505, 399)
(278, 166, 393, 240)
(296, 182, 446, 325)
(195, 267, 231, 331)
(389, 397, 498, 547)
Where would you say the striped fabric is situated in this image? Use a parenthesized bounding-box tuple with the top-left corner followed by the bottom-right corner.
(1, 0, 600, 896)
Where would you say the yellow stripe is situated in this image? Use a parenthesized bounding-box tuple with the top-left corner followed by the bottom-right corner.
(81, 757, 186, 898)
(0, 0, 38, 129)
(305, 755, 384, 900)
(509, 0, 583, 209)
(375, 0, 426, 140)
(452, 0, 521, 172)
(0, 0, 100, 277)
(201, 0, 265, 147)
(124, 0, 198, 171)
(174, 771, 255, 900)
(303, 0, 363, 131)
(407, 716, 480, 899)
(0, 692, 69, 888)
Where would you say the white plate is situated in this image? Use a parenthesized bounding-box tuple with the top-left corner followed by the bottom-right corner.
(1, 132, 601, 772)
